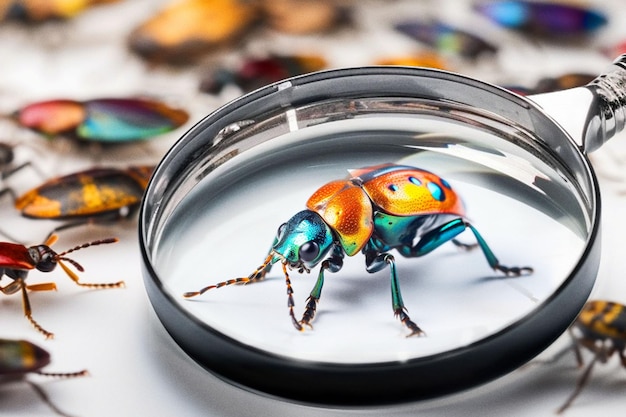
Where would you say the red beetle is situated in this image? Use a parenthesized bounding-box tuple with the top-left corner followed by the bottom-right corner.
(0, 234, 124, 339)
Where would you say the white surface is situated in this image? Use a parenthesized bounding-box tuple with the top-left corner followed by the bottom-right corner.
(1, 1, 626, 416)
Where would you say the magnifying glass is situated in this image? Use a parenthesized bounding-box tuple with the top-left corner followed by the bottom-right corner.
(139, 55, 626, 406)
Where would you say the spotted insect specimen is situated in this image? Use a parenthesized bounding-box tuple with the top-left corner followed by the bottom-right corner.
(556, 300, 626, 413)
(184, 163, 532, 336)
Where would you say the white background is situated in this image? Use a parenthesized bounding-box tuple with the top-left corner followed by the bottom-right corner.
(2, 1, 626, 416)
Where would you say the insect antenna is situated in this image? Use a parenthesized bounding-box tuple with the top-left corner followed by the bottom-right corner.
(52, 237, 124, 289)
(55, 237, 119, 258)
(53, 237, 119, 272)
(183, 253, 274, 298)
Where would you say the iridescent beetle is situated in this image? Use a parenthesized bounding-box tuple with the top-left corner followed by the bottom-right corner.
(8, 98, 188, 143)
(475, 1, 607, 38)
(185, 164, 532, 336)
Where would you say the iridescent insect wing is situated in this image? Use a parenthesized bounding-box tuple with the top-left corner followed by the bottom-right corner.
(77, 99, 189, 142)
(357, 165, 465, 217)
(306, 180, 373, 256)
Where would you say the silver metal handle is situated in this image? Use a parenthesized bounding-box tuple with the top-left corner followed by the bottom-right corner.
(584, 54, 626, 152)
(529, 55, 626, 153)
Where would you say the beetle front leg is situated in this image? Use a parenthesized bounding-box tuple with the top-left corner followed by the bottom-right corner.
(19, 280, 55, 339)
(299, 247, 344, 329)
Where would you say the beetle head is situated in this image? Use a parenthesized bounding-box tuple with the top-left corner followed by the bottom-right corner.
(28, 245, 58, 272)
(271, 210, 334, 270)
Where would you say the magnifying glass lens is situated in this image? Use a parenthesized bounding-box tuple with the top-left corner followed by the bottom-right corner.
(152, 96, 590, 362)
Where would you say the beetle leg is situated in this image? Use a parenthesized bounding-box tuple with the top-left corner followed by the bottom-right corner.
(362, 244, 424, 336)
(404, 218, 533, 277)
(19, 280, 54, 339)
(387, 254, 425, 337)
(27, 282, 58, 291)
(25, 380, 79, 417)
(451, 238, 478, 251)
(57, 260, 125, 289)
(299, 247, 344, 329)
(556, 349, 601, 414)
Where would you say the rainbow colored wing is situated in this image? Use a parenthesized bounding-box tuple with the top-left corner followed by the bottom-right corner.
(77, 98, 189, 142)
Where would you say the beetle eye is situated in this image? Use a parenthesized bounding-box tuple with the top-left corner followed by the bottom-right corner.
(299, 241, 319, 262)
(277, 223, 287, 239)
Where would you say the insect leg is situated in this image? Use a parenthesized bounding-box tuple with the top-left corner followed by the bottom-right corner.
(465, 223, 533, 276)
(299, 247, 344, 329)
(19, 280, 54, 339)
(56, 260, 125, 289)
(405, 219, 533, 277)
(556, 349, 601, 414)
(387, 254, 424, 337)
(25, 380, 79, 417)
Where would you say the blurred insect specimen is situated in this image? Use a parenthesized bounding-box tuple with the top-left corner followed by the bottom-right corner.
(0, 142, 40, 180)
(261, 0, 350, 35)
(475, 1, 608, 38)
(503, 72, 596, 95)
(200, 54, 327, 94)
(128, 0, 259, 65)
(0, 338, 87, 417)
(374, 53, 450, 70)
(128, 0, 350, 65)
(394, 19, 497, 59)
(544, 300, 626, 413)
(10, 165, 154, 238)
(7, 98, 188, 144)
(0, 234, 124, 338)
(0, 0, 120, 23)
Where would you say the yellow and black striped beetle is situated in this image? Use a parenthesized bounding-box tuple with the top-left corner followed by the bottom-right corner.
(557, 300, 626, 413)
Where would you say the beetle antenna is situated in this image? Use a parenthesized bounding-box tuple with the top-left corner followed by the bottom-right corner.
(55, 237, 118, 257)
(183, 253, 273, 298)
(58, 257, 84, 272)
